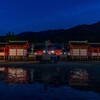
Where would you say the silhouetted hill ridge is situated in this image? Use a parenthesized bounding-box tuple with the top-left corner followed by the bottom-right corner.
(1, 21, 100, 42)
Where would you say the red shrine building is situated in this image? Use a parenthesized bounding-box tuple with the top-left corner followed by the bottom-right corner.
(7, 41, 29, 58)
(68, 41, 100, 60)
(68, 41, 88, 60)
(88, 43, 100, 60)
(1, 40, 100, 61)
(0, 41, 30, 60)
(0, 42, 8, 59)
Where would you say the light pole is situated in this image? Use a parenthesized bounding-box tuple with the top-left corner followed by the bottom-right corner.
(45, 40, 48, 54)
(30, 43, 34, 55)
(62, 43, 65, 55)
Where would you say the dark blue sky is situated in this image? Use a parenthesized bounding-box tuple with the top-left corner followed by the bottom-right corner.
(0, 0, 100, 35)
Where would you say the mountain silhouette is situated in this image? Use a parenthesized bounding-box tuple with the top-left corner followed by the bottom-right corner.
(1, 21, 100, 43)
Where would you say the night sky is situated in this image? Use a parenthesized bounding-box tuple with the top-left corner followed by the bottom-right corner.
(0, 0, 100, 35)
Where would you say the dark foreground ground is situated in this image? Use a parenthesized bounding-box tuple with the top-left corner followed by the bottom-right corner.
(0, 61, 100, 100)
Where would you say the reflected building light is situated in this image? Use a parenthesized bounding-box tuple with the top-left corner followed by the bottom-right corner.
(69, 68, 88, 86)
(6, 68, 28, 84)
(0, 67, 5, 71)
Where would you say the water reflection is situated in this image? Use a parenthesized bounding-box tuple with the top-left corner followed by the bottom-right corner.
(69, 68, 88, 86)
(7, 68, 28, 84)
(0, 66, 100, 94)
(0, 67, 28, 84)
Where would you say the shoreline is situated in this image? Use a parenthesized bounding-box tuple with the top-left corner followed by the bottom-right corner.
(0, 61, 39, 65)
(0, 60, 100, 65)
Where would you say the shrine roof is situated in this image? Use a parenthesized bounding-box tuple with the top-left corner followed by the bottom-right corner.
(0, 42, 8, 47)
(8, 41, 28, 45)
(88, 43, 100, 48)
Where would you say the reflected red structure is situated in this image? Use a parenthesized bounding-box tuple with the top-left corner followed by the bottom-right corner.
(0, 67, 29, 84)
(6, 68, 28, 84)
(69, 68, 88, 85)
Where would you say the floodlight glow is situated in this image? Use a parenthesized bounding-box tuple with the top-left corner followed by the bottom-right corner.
(43, 50, 46, 53)
(51, 50, 54, 53)
(64, 52, 66, 54)
(34, 53, 37, 55)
